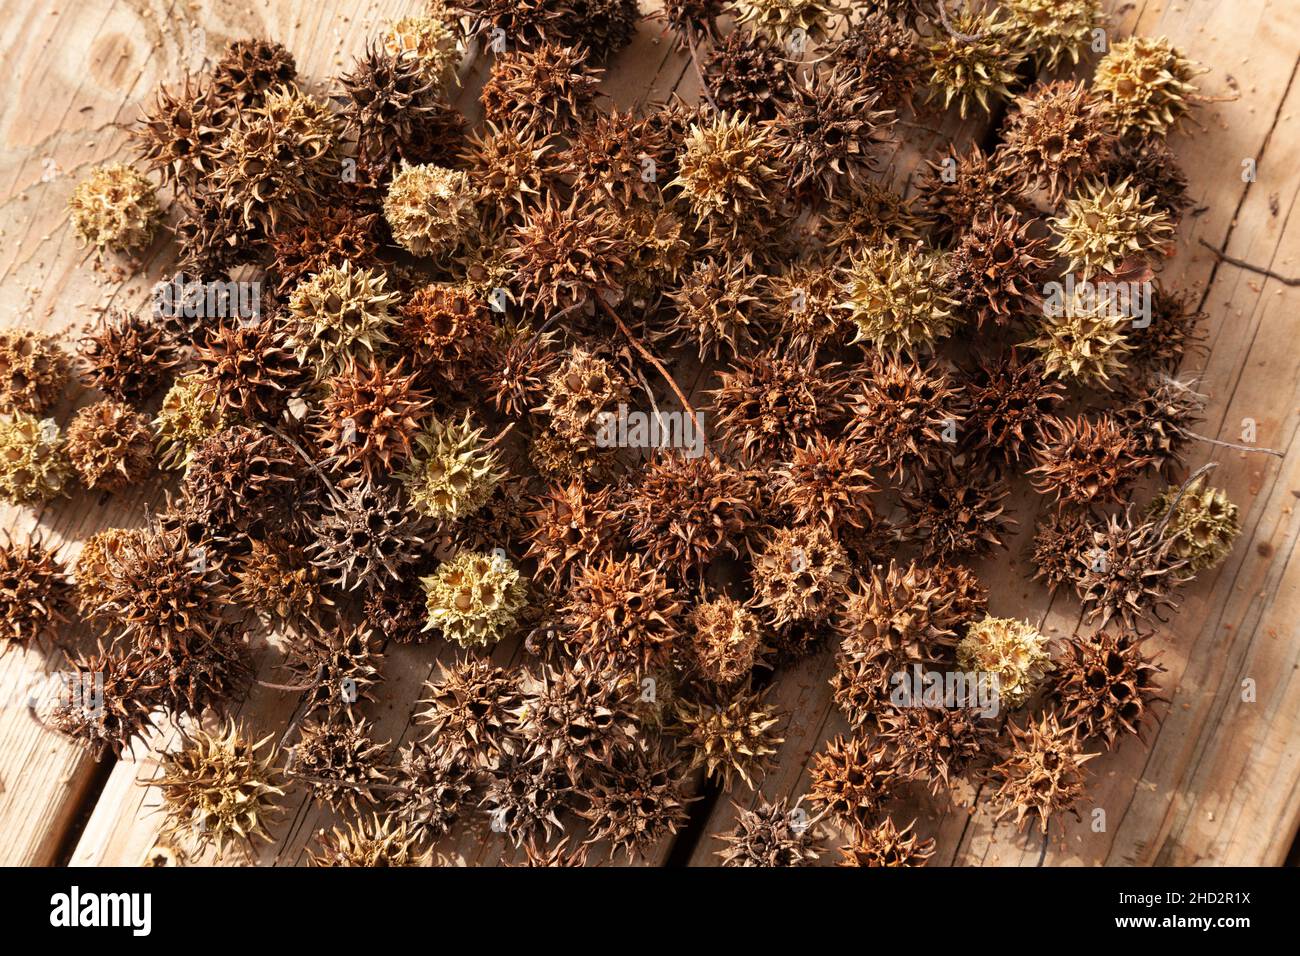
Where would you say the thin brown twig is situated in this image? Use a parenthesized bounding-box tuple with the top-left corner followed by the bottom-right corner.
(1197, 238, 1300, 286)
(1153, 462, 1219, 540)
(686, 28, 719, 111)
(482, 420, 516, 451)
(1187, 432, 1285, 458)
(598, 298, 704, 441)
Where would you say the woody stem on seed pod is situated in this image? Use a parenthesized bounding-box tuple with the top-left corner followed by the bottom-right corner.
(598, 296, 703, 443)
(686, 28, 720, 111)
(1152, 461, 1219, 541)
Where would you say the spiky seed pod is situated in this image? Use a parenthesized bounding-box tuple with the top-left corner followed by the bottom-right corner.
(1145, 478, 1241, 573)
(1127, 284, 1203, 376)
(957, 617, 1053, 709)
(1031, 508, 1096, 594)
(564, 108, 671, 211)
(752, 524, 850, 628)
(92, 519, 226, 646)
(516, 834, 589, 867)
(807, 734, 895, 828)
(73, 527, 142, 618)
(363, 577, 427, 645)
(530, 430, 603, 483)
(136, 620, 252, 719)
(132, 78, 236, 193)
(820, 181, 928, 254)
(1115, 376, 1204, 478)
(180, 426, 300, 537)
(417, 657, 522, 769)
(211, 38, 297, 108)
(730, 0, 846, 42)
(924, 11, 1024, 119)
(1051, 630, 1163, 749)
(0, 413, 71, 505)
(762, 257, 845, 349)
(269, 205, 381, 299)
(65, 400, 154, 492)
(383, 163, 477, 259)
(1003, 0, 1105, 71)
(578, 745, 690, 860)
(308, 483, 427, 592)
(315, 359, 432, 481)
(535, 348, 628, 449)
(840, 241, 958, 353)
(293, 715, 389, 812)
(312, 814, 422, 867)
(775, 67, 895, 200)
(212, 87, 339, 239)
(702, 29, 795, 120)
(1051, 179, 1174, 280)
(401, 412, 502, 521)
(915, 142, 1017, 246)
(397, 284, 493, 392)
(1103, 134, 1193, 225)
(522, 480, 621, 590)
(1027, 289, 1134, 388)
(287, 261, 400, 380)
(563, 555, 683, 673)
(828, 11, 923, 108)
(457, 0, 572, 51)
(710, 349, 848, 463)
(337, 43, 451, 177)
(608, 199, 691, 302)
(154, 372, 227, 471)
(992, 711, 1096, 833)
(961, 352, 1063, 467)
(666, 255, 764, 359)
(233, 536, 332, 629)
(481, 43, 603, 136)
(663, 0, 725, 46)
(461, 122, 555, 226)
(193, 322, 305, 425)
(903, 462, 1015, 561)
(671, 684, 784, 790)
(1095, 36, 1204, 136)
(510, 197, 626, 315)
(480, 756, 570, 847)
(878, 706, 999, 793)
(946, 210, 1051, 328)
(68, 162, 160, 255)
(282, 624, 384, 719)
(839, 817, 936, 867)
(155, 720, 285, 858)
(997, 81, 1117, 206)
(0, 329, 70, 414)
(383, 14, 461, 91)
(422, 550, 527, 648)
(79, 309, 182, 404)
(51, 645, 156, 758)
(1030, 415, 1151, 506)
(0, 535, 72, 647)
(672, 112, 782, 241)
(512, 661, 641, 783)
(773, 432, 877, 533)
(387, 742, 474, 842)
(716, 797, 822, 866)
(848, 353, 962, 484)
(174, 184, 250, 272)
(689, 597, 764, 685)
(623, 454, 754, 581)
(1074, 507, 1190, 628)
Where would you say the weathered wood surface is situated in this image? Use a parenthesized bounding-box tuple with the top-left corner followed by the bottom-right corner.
(0, 0, 1296, 866)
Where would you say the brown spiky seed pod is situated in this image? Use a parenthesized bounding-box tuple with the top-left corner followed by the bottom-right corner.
(689, 596, 764, 685)
(398, 283, 493, 391)
(387, 742, 474, 842)
(311, 814, 422, 867)
(670, 111, 782, 242)
(716, 797, 823, 867)
(523, 479, 622, 589)
(383, 162, 477, 259)
(338, 44, 450, 176)
(1030, 415, 1152, 506)
(0, 535, 72, 647)
(269, 205, 381, 298)
(50, 644, 156, 758)
(1144, 477, 1241, 573)
(773, 433, 877, 533)
(848, 353, 962, 485)
(211, 38, 298, 109)
(308, 483, 427, 593)
(751, 524, 850, 628)
(1094, 36, 1204, 136)
(79, 309, 182, 404)
(314, 358, 432, 481)
(135, 620, 251, 719)
(961, 351, 1063, 467)
(132, 78, 236, 194)
(0, 329, 70, 414)
(828, 11, 923, 108)
(509, 197, 626, 315)
(536, 347, 628, 449)
(481, 43, 603, 136)
(68, 162, 161, 255)
(564, 108, 671, 211)
(915, 142, 1017, 246)
(292, 715, 389, 812)
(957, 616, 1052, 709)
(64, 400, 154, 492)
(480, 756, 570, 847)
(703, 29, 795, 120)
(461, 122, 555, 227)
(839, 817, 936, 867)
(1115, 376, 1204, 478)
(1073, 507, 1191, 629)
(577, 745, 690, 860)
(877, 706, 999, 793)
(924, 11, 1024, 119)
(710, 349, 848, 463)
(180, 426, 301, 537)
(563, 555, 682, 673)
(807, 733, 895, 829)
(902, 462, 1015, 562)
(234, 536, 332, 630)
(1031, 507, 1096, 594)
(155, 720, 285, 858)
(194, 322, 305, 424)
(1128, 284, 1204, 376)
(671, 684, 784, 790)
(945, 210, 1051, 328)
(1050, 630, 1164, 749)
(417, 657, 522, 770)
(282, 624, 384, 719)
(992, 711, 1097, 833)
(997, 81, 1116, 205)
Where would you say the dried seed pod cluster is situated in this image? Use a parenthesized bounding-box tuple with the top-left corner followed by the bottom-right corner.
(23, 4, 1245, 866)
